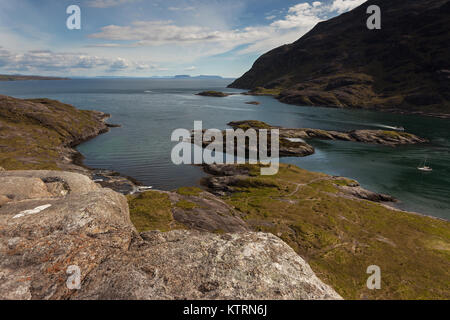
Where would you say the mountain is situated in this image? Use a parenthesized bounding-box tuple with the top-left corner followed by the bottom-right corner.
(229, 0, 450, 117)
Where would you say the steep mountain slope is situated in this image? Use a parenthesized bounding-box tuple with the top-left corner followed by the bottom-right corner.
(229, 0, 450, 117)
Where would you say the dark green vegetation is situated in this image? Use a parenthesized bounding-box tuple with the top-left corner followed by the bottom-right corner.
(0, 74, 68, 81)
(0, 95, 109, 170)
(176, 186, 203, 196)
(127, 191, 185, 232)
(220, 164, 450, 299)
(229, 0, 450, 117)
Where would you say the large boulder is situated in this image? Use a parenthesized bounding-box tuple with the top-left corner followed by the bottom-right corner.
(0, 170, 341, 300)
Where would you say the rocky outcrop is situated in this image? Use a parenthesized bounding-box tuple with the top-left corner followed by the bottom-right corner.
(229, 0, 450, 117)
(167, 190, 248, 233)
(201, 163, 396, 203)
(228, 120, 427, 146)
(0, 169, 341, 300)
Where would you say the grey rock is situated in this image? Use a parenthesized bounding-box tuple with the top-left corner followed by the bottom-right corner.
(0, 170, 341, 300)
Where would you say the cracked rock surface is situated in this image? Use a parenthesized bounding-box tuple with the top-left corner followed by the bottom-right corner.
(0, 170, 341, 300)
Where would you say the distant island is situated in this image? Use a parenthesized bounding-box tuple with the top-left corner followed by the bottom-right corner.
(174, 75, 224, 79)
(72, 75, 228, 80)
(0, 74, 69, 81)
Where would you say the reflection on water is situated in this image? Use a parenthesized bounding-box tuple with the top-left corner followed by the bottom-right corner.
(0, 78, 449, 219)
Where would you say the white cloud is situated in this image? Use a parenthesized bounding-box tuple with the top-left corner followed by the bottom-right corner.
(185, 66, 197, 71)
(168, 6, 196, 11)
(86, 0, 141, 8)
(331, 0, 366, 13)
(89, 20, 272, 48)
(270, 2, 326, 29)
(87, 1, 362, 57)
(0, 47, 154, 74)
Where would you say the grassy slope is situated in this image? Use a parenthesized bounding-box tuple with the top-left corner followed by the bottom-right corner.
(127, 191, 186, 232)
(128, 164, 449, 299)
(127, 187, 204, 232)
(223, 164, 449, 299)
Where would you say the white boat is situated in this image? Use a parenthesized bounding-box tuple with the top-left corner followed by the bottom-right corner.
(137, 186, 153, 191)
(417, 158, 432, 172)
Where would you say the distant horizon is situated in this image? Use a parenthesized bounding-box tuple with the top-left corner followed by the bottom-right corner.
(0, 73, 235, 79)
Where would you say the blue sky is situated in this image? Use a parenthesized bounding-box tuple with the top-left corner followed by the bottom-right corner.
(0, 0, 366, 77)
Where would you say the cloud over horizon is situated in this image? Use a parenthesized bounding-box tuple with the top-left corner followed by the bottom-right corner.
(0, 0, 367, 77)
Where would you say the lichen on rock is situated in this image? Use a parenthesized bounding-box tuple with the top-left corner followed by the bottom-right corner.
(0, 169, 341, 300)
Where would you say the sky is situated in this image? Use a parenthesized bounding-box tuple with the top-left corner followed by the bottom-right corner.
(0, 0, 366, 77)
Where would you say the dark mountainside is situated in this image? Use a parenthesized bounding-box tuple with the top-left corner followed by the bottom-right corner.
(229, 0, 450, 117)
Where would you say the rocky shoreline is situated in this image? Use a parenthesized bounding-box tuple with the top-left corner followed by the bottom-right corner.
(196, 89, 450, 119)
(0, 94, 140, 194)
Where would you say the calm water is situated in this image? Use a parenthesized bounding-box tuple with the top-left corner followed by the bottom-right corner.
(1, 79, 449, 219)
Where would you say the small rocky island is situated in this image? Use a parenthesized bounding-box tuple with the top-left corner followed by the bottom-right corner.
(196, 91, 231, 97)
(228, 120, 427, 146)
(194, 120, 427, 158)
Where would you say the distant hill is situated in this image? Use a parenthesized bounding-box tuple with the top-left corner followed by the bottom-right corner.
(229, 0, 450, 117)
(0, 74, 69, 81)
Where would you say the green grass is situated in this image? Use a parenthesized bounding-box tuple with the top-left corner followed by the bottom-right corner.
(127, 191, 185, 232)
(175, 200, 197, 210)
(249, 87, 282, 96)
(222, 164, 450, 300)
(176, 186, 203, 196)
(0, 96, 106, 170)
